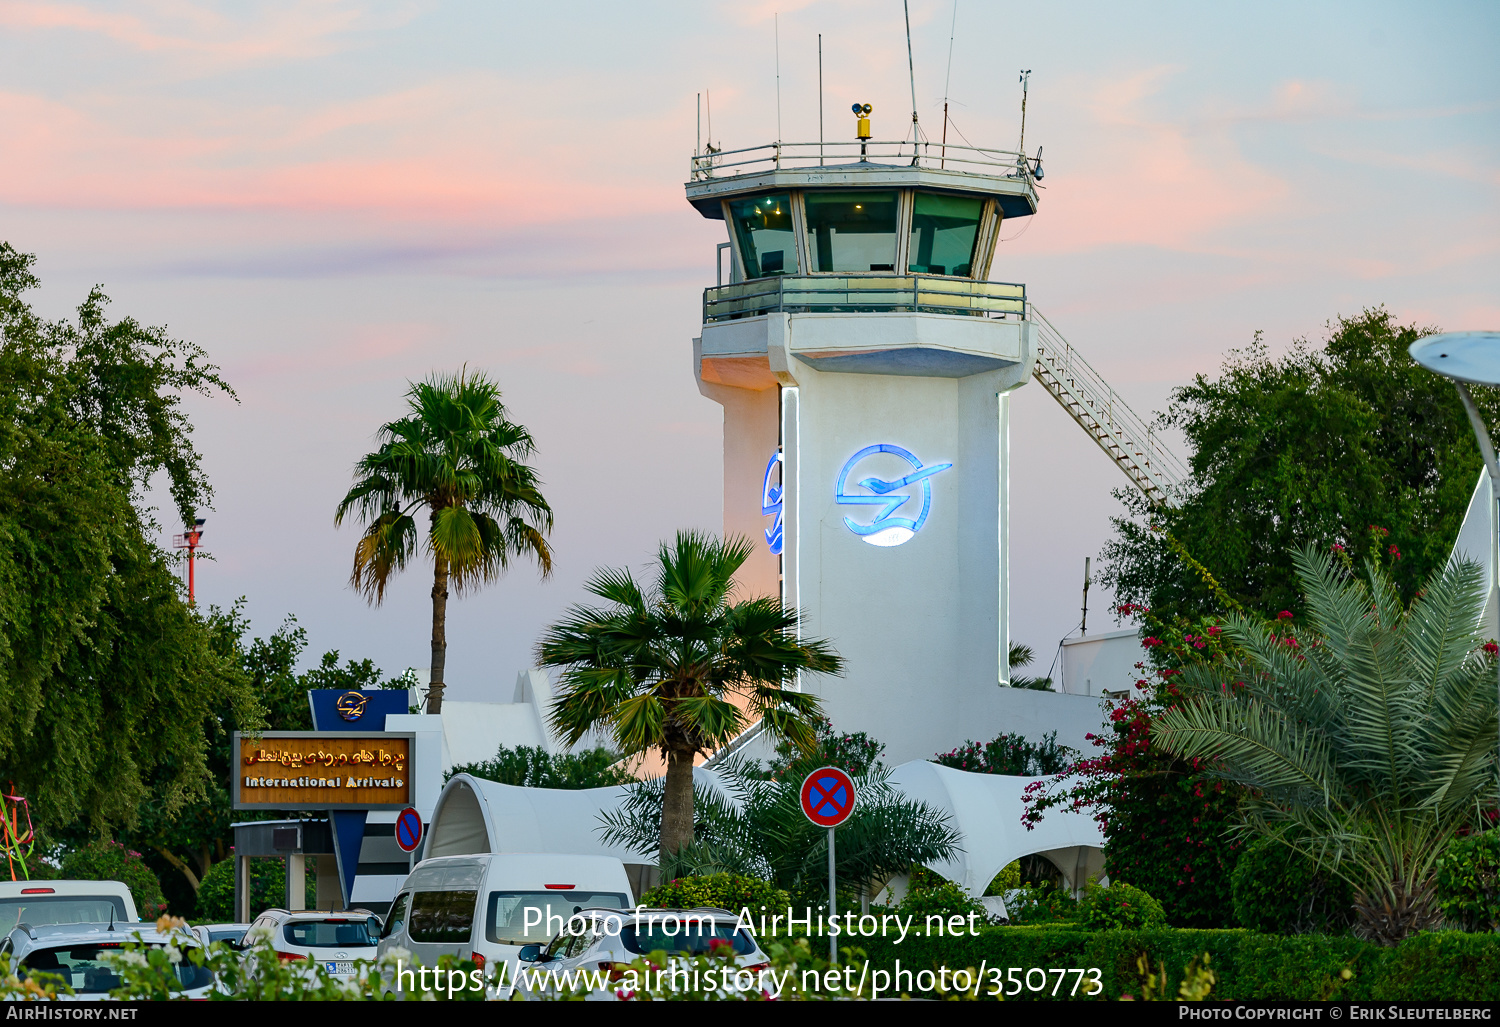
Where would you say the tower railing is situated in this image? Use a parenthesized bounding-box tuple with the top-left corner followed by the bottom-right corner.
(1030, 308, 1189, 506)
(691, 140, 1036, 182)
(703, 274, 1026, 322)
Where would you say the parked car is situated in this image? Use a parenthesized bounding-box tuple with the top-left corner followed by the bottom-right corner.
(514, 907, 769, 1000)
(1, 922, 213, 999)
(0, 881, 139, 933)
(191, 923, 250, 951)
(376, 853, 633, 991)
(247, 909, 381, 978)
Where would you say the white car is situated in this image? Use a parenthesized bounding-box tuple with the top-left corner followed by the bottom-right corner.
(0, 881, 139, 933)
(190, 923, 249, 951)
(247, 909, 381, 978)
(376, 852, 633, 991)
(515, 907, 769, 1000)
(2, 922, 213, 999)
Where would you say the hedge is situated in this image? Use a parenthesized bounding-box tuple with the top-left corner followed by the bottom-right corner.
(855, 925, 1500, 1000)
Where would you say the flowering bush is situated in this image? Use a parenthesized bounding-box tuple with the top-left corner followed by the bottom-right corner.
(60, 839, 167, 918)
(104, 916, 484, 1000)
(1022, 615, 1245, 927)
(1079, 880, 1167, 931)
(932, 731, 1077, 776)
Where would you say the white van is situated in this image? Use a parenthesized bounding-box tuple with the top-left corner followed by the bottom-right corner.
(376, 854, 633, 985)
(0, 881, 139, 931)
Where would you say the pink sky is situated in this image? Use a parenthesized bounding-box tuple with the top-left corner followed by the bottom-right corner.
(2, 1, 1496, 705)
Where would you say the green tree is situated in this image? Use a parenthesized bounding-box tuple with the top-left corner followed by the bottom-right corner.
(1101, 309, 1496, 624)
(445, 743, 632, 788)
(0, 242, 255, 838)
(335, 369, 554, 714)
(538, 530, 843, 863)
(600, 757, 959, 905)
(1154, 546, 1499, 944)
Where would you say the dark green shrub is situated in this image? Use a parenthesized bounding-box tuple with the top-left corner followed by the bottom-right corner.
(1080, 881, 1166, 930)
(1436, 829, 1500, 931)
(446, 744, 631, 788)
(195, 856, 316, 921)
(1231, 835, 1354, 935)
(754, 715, 886, 780)
(856, 924, 1500, 1000)
(893, 874, 986, 925)
(641, 873, 791, 913)
(60, 840, 167, 919)
(1003, 883, 1079, 925)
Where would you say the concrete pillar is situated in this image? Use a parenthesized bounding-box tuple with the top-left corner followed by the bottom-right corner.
(234, 855, 249, 924)
(286, 854, 307, 911)
(315, 855, 341, 911)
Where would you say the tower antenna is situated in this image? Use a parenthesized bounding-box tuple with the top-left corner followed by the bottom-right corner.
(775, 13, 782, 145)
(940, 0, 957, 168)
(1018, 69, 1032, 156)
(696, 92, 701, 157)
(903, 0, 920, 163)
(818, 33, 824, 166)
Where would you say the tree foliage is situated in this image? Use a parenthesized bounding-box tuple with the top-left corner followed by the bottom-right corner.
(335, 368, 554, 713)
(0, 242, 254, 837)
(1153, 546, 1499, 944)
(1101, 309, 1496, 624)
(445, 743, 632, 788)
(539, 530, 843, 862)
(599, 757, 959, 905)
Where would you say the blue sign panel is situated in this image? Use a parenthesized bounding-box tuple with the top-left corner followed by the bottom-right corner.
(835, 444, 952, 547)
(309, 689, 411, 733)
(761, 451, 784, 555)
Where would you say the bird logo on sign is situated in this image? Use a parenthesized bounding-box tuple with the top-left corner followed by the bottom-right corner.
(761, 451, 784, 555)
(335, 691, 367, 722)
(835, 444, 953, 547)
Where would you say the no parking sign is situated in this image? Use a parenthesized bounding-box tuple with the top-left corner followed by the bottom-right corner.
(800, 766, 857, 962)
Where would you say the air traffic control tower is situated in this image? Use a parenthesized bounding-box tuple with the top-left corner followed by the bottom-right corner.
(688, 116, 1047, 762)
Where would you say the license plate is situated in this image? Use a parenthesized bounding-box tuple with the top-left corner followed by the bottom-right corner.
(325, 961, 355, 975)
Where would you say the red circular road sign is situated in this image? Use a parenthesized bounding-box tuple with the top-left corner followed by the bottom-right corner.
(394, 807, 423, 852)
(800, 766, 857, 828)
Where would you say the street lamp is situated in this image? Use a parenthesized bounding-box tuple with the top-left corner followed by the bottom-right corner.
(1409, 331, 1500, 772)
(172, 517, 206, 605)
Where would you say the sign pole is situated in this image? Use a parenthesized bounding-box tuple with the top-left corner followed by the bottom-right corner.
(828, 826, 837, 963)
(799, 766, 855, 966)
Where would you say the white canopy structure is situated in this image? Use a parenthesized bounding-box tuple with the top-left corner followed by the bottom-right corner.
(424, 761, 1103, 900)
(887, 761, 1105, 898)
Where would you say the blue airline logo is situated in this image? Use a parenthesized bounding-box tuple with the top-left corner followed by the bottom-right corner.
(761, 451, 784, 555)
(835, 444, 952, 547)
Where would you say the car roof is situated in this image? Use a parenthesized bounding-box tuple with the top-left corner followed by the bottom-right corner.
(12, 923, 193, 946)
(0, 881, 132, 897)
(258, 909, 376, 920)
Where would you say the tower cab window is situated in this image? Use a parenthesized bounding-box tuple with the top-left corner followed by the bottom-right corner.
(908, 192, 983, 276)
(804, 190, 899, 272)
(728, 193, 797, 278)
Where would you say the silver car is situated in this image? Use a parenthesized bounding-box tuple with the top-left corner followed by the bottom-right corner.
(515, 907, 769, 1000)
(1, 922, 214, 999)
(246, 908, 381, 978)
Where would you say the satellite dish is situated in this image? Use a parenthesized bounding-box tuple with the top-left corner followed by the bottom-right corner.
(1409, 332, 1500, 387)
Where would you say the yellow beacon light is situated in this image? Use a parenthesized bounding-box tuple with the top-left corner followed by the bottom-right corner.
(852, 103, 872, 142)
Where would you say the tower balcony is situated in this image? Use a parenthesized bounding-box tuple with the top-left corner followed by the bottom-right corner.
(703, 273, 1025, 324)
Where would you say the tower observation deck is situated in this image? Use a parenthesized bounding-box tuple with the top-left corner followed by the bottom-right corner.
(687, 127, 1180, 762)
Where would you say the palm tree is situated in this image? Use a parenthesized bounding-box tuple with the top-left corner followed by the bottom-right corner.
(537, 530, 843, 863)
(1153, 544, 1498, 944)
(335, 370, 553, 714)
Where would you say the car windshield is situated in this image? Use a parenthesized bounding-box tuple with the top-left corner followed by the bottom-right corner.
(620, 920, 756, 956)
(22, 944, 213, 994)
(0, 897, 128, 932)
(486, 892, 630, 946)
(282, 918, 379, 948)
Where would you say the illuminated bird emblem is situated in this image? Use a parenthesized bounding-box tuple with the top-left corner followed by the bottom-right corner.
(335, 691, 367, 722)
(761, 451, 784, 555)
(835, 444, 953, 547)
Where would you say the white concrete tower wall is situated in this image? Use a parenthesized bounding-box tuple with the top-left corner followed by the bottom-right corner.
(687, 143, 1107, 763)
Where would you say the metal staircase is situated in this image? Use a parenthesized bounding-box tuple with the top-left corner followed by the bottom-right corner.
(1030, 308, 1189, 506)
